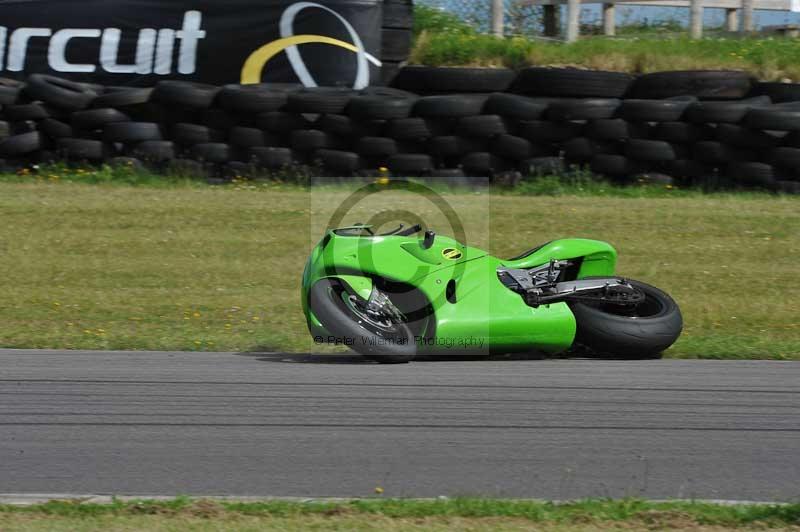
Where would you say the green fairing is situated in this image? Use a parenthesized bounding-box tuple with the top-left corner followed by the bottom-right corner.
(302, 230, 618, 354)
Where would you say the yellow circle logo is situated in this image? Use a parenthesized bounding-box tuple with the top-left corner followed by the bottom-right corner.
(442, 248, 463, 261)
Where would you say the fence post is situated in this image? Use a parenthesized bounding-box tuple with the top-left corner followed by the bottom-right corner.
(492, 0, 505, 37)
(741, 0, 754, 32)
(725, 8, 738, 31)
(602, 3, 616, 36)
(690, 0, 704, 38)
(566, 0, 581, 42)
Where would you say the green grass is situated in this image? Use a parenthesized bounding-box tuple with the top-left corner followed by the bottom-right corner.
(412, 5, 800, 80)
(0, 174, 798, 359)
(0, 498, 797, 531)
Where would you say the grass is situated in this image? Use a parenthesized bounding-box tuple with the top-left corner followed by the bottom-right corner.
(0, 498, 798, 531)
(0, 171, 798, 359)
(412, 5, 800, 81)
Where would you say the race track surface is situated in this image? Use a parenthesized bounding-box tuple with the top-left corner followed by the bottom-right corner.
(1, 350, 798, 501)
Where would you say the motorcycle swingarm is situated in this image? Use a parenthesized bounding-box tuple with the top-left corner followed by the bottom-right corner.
(498, 261, 642, 308)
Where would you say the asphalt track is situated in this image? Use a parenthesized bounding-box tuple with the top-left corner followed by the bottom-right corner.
(0, 350, 798, 501)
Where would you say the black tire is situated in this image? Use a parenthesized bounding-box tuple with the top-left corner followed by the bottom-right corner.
(491, 134, 533, 161)
(458, 115, 508, 138)
(777, 180, 800, 193)
(381, 28, 413, 62)
(4, 103, 50, 121)
(291, 130, 334, 152)
(104, 122, 162, 143)
(512, 68, 634, 98)
(585, 119, 631, 141)
(750, 82, 800, 103)
(356, 136, 398, 157)
(484, 93, 548, 120)
(317, 149, 362, 174)
(287, 88, 355, 114)
(229, 127, 269, 148)
(625, 139, 678, 162)
(91, 87, 153, 108)
(387, 153, 433, 175)
(663, 159, 714, 181)
(131, 140, 176, 162)
(461, 152, 510, 176)
(383, 0, 414, 29)
(429, 168, 467, 179)
(769, 147, 800, 170)
(520, 120, 583, 143)
(685, 101, 761, 124)
(24, 74, 98, 110)
(618, 99, 691, 122)
(570, 279, 682, 359)
(309, 278, 416, 363)
(427, 135, 461, 160)
(172, 123, 225, 146)
(0, 84, 23, 105)
(628, 70, 753, 100)
(257, 111, 311, 133)
(693, 141, 745, 165)
(57, 138, 107, 161)
(744, 108, 800, 131)
(12, 120, 40, 135)
(191, 143, 231, 163)
(413, 94, 488, 119)
(0, 131, 42, 156)
(590, 154, 643, 176)
(564, 137, 606, 163)
(385, 117, 432, 140)
(153, 81, 220, 109)
(715, 124, 781, 149)
(547, 98, 621, 121)
(392, 66, 516, 94)
(315, 114, 356, 137)
(249, 146, 294, 169)
(219, 84, 288, 113)
(651, 122, 710, 143)
(728, 161, 776, 187)
(348, 95, 416, 120)
(71, 108, 130, 130)
(40, 118, 73, 140)
(520, 156, 565, 176)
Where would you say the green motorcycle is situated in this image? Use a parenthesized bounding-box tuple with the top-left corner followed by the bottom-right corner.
(302, 224, 682, 364)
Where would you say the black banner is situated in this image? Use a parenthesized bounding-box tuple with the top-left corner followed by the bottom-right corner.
(0, 0, 383, 87)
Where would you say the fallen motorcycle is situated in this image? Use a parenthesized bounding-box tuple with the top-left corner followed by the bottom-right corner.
(302, 224, 682, 363)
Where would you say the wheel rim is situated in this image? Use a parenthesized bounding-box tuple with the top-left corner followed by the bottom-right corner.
(591, 287, 667, 319)
(329, 285, 406, 339)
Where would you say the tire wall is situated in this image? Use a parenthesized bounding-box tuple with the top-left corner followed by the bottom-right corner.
(1, 68, 799, 194)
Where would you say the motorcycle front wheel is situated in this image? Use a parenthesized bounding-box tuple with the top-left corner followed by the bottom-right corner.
(568, 279, 683, 359)
(309, 278, 417, 364)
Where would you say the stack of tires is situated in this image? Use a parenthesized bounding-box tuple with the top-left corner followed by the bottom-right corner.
(0, 69, 799, 193)
(380, 0, 415, 85)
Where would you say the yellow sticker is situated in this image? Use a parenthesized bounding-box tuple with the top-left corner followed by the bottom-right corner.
(442, 248, 463, 260)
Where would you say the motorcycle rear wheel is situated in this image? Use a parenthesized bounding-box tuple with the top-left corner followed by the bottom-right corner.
(309, 278, 417, 364)
(569, 279, 683, 359)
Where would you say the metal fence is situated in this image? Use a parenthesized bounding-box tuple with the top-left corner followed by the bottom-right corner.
(416, 0, 545, 36)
